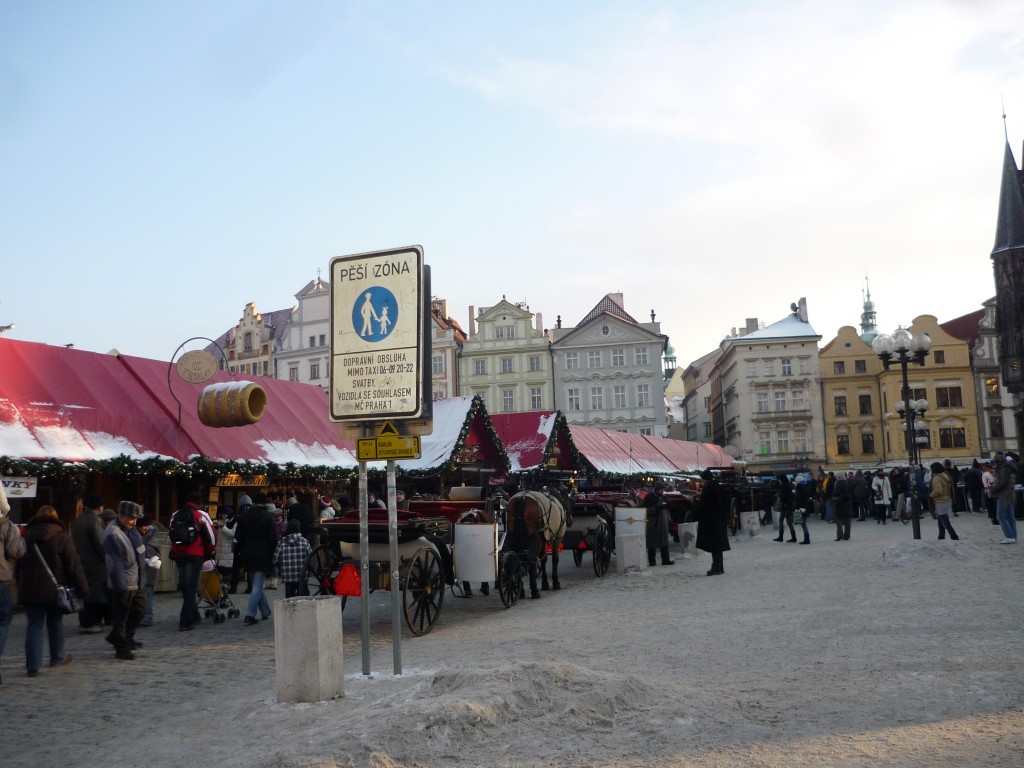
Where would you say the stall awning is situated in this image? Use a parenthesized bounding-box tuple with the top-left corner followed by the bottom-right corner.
(567, 422, 727, 478)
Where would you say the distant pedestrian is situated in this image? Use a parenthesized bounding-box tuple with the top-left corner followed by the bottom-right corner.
(773, 475, 797, 543)
(103, 501, 147, 660)
(990, 452, 1018, 544)
(137, 516, 160, 627)
(70, 493, 109, 634)
(871, 470, 891, 525)
(236, 493, 278, 625)
(793, 477, 811, 544)
(16, 505, 89, 677)
(644, 482, 674, 567)
(169, 492, 217, 632)
(929, 463, 959, 541)
(833, 472, 853, 541)
(274, 519, 312, 597)
(695, 470, 729, 576)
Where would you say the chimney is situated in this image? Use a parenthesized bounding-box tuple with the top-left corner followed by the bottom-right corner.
(798, 297, 808, 323)
(535, 312, 543, 333)
(745, 318, 759, 334)
(468, 306, 476, 338)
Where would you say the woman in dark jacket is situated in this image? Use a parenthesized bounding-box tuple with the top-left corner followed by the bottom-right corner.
(235, 494, 278, 625)
(695, 470, 730, 576)
(16, 506, 89, 677)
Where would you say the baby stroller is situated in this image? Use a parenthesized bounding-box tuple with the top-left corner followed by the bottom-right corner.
(198, 560, 240, 623)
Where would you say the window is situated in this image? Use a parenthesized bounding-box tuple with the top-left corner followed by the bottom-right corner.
(288, 366, 299, 382)
(781, 358, 792, 375)
(501, 357, 514, 374)
(776, 430, 790, 453)
(986, 377, 1000, 396)
(565, 352, 579, 370)
(759, 432, 772, 455)
(746, 362, 758, 377)
(613, 385, 627, 408)
(473, 359, 486, 375)
(934, 350, 945, 364)
(756, 392, 769, 413)
(636, 384, 651, 408)
(939, 427, 967, 448)
(319, 334, 326, 346)
(704, 423, 712, 438)
(530, 387, 543, 409)
(494, 325, 516, 340)
(639, 427, 652, 436)
(764, 360, 775, 376)
(854, 359, 867, 373)
(794, 430, 809, 453)
(935, 386, 963, 408)
(432, 355, 444, 375)
(567, 388, 580, 411)
(244, 332, 253, 351)
(799, 358, 811, 375)
(590, 386, 604, 410)
(833, 361, 846, 375)
(774, 392, 786, 412)
(792, 390, 806, 410)
(861, 433, 875, 454)
(502, 389, 514, 412)
(310, 363, 320, 380)
(309, 335, 315, 348)
(635, 347, 649, 365)
(612, 349, 625, 367)
(911, 387, 927, 401)
(588, 350, 602, 368)
(529, 355, 542, 372)
(990, 413, 1005, 438)
(837, 435, 851, 454)
(834, 395, 847, 416)
(858, 394, 872, 415)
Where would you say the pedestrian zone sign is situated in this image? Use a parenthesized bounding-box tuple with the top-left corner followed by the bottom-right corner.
(330, 246, 424, 421)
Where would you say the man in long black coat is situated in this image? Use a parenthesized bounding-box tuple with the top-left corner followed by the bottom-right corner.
(695, 470, 730, 576)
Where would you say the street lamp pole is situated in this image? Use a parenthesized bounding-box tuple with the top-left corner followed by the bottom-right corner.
(873, 328, 932, 540)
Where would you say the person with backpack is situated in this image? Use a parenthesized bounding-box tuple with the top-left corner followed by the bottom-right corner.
(168, 491, 216, 632)
(235, 493, 278, 626)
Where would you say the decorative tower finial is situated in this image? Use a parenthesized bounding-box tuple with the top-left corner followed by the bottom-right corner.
(859, 275, 878, 343)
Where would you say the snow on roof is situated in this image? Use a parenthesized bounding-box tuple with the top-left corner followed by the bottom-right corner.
(738, 313, 818, 341)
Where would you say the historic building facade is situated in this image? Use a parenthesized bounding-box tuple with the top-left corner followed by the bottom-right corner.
(550, 293, 669, 436)
(429, 298, 467, 402)
(457, 298, 553, 413)
(275, 277, 330, 390)
(708, 299, 825, 474)
(211, 302, 293, 379)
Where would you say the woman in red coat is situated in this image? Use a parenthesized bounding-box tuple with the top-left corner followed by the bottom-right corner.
(16, 506, 89, 677)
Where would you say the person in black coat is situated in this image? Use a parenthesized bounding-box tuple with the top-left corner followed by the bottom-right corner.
(695, 470, 730, 576)
(286, 492, 317, 549)
(235, 493, 278, 625)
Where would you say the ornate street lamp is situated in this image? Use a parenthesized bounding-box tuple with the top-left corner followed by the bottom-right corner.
(872, 328, 932, 539)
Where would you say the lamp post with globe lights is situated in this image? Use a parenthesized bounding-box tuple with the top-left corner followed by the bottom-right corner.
(872, 328, 932, 539)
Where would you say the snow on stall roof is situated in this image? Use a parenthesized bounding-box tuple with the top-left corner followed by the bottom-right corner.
(252, 438, 357, 467)
(361, 396, 476, 471)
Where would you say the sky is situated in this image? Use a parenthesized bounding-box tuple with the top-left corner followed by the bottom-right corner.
(3, 1, 1024, 375)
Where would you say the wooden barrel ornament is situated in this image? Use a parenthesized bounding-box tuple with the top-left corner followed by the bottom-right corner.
(197, 381, 267, 427)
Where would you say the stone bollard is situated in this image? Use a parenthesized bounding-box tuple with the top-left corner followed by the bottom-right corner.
(678, 521, 699, 557)
(614, 507, 647, 574)
(274, 595, 345, 702)
(740, 510, 760, 535)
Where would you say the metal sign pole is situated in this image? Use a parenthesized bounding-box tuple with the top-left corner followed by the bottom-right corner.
(359, 460, 371, 676)
(387, 459, 402, 674)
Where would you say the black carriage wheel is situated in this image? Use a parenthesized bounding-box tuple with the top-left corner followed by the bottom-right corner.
(305, 545, 340, 596)
(572, 548, 584, 567)
(497, 551, 523, 608)
(593, 521, 612, 578)
(403, 547, 444, 636)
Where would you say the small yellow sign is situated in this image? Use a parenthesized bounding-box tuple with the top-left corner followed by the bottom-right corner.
(357, 434, 421, 461)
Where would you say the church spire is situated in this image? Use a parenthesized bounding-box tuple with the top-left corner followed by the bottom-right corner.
(993, 137, 1024, 255)
(859, 276, 878, 343)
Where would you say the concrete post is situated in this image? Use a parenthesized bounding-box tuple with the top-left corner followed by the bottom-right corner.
(614, 507, 647, 574)
(274, 595, 345, 702)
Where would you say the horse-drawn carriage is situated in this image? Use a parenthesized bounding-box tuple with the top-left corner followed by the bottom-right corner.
(304, 487, 569, 635)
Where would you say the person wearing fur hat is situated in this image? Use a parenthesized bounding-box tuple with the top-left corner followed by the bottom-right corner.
(103, 501, 147, 660)
(71, 493, 109, 633)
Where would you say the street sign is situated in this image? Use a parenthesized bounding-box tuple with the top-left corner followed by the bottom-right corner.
(330, 246, 424, 421)
(356, 422, 421, 460)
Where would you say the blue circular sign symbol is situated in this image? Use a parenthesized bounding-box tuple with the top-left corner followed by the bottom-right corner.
(352, 286, 398, 342)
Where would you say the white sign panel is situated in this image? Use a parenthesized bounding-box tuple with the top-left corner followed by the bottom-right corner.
(2, 477, 39, 499)
(329, 246, 424, 421)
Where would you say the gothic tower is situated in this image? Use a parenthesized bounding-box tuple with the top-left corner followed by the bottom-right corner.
(991, 137, 1024, 396)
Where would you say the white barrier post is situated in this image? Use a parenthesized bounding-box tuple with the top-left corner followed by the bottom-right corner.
(274, 595, 345, 703)
(614, 507, 648, 574)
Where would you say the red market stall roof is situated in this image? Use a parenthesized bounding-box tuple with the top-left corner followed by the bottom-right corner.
(489, 410, 580, 472)
(119, 354, 357, 468)
(567, 423, 728, 478)
(0, 338, 199, 462)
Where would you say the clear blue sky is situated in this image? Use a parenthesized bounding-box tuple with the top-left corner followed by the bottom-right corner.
(2, 1, 1023, 371)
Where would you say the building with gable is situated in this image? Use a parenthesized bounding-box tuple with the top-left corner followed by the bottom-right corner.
(209, 302, 293, 379)
(549, 293, 669, 436)
(457, 298, 553, 413)
(275, 276, 330, 389)
(429, 298, 467, 402)
(708, 298, 825, 473)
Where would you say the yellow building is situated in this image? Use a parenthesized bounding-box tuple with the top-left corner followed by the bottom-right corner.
(820, 315, 980, 469)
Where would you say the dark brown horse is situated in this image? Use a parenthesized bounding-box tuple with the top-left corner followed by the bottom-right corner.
(503, 490, 567, 598)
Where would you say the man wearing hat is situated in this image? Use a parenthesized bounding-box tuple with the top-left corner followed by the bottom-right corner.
(70, 493, 109, 634)
(990, 451, 1018, 544)
(643, 481, 674, 566)
(102, 501, 147, 660)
